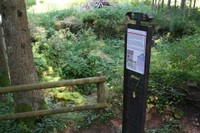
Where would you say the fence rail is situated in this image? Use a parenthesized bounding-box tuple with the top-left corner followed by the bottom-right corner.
(0, 72, 107, 120)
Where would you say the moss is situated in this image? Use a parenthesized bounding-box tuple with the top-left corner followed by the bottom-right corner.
(38, 100, 48, 110)
(55, 92, 85, 104)
(0, 72, 10, 87)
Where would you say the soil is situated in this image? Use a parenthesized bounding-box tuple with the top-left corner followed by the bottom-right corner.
(62, 117, 200, 133)
(61, 105, 200, 133)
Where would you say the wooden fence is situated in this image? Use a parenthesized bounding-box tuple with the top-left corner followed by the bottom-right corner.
(0, 72, 107, 120)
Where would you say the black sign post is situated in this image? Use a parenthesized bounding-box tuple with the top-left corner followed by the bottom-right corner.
(122, 12, 153, 133)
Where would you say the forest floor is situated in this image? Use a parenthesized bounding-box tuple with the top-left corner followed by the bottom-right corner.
(61, 105, 200, 133)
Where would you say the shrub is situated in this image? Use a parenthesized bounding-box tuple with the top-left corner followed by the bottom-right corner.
(148, 32, 200, 112)
(81, 2, 133, 38)
(152, 10, 198, 39)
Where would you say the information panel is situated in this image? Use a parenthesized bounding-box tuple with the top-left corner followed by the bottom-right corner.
(123, 23, 152, 133)
(126, 29, 147, 75)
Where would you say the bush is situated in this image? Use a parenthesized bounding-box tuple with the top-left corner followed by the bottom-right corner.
(152, 10, 198, 39)
(154, 33, 200, 79)
(148, 69, 187, 111)
(81, 2, 133, 38)
(149, 32, 200, 112)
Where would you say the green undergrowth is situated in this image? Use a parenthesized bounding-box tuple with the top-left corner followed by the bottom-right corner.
(1, 1, 200, 132)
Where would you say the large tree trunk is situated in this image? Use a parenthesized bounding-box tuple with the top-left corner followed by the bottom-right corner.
(0, 22, 10, 88)
(0, 7, 10, 88)
(1, 0, 46, 116)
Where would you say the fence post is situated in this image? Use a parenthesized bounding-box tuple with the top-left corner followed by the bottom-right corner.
(96, 72, 105, 103)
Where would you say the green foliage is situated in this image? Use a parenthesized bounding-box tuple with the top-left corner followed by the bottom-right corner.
(148, 69, 187, 111)
(47, 88, 85, 105)
(75, 109, 115, 129)
(33, 116, 67, 133)
(145, 120, 183, 133)
(18, 1, 200, 132)
(81, 3, 133, 38)
(152, 10, 197, 38)
(0, 94, 14, 115)
(33, 28, 124, 94)
(25, 0, 36, 8)
(154, 33, 200, 79)
(148, 32, 200, 112)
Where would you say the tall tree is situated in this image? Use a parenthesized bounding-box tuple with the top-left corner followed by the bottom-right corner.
(1, 0, 46, 116)
(157, 0, 161, 11)
(0, 4, 10, 89)
(193, 0, 196, 10)
(181, 0, 186, 11)
(167, 0, 171, 9)
(0, 19, 10, 88)
(152, 0, 155, 9)
(161, 0, 165, 10)
(174, 0, 177, 8)
(189, 0, 192, 10)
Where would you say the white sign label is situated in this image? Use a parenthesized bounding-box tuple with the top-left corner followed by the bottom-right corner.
(126, 28, 147, 75)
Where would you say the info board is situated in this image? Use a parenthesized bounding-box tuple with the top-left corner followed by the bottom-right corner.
(123, 23, 152, 133)
(126, 29, 147, 75)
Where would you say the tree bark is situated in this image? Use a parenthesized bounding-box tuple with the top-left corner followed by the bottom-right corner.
(0, 2, 10, 104)
(1, 0, 46, 115)
(181, 0, 186, 11)
(167, 0, 171, 9)
(0, 21, 10, 88)
(161, 0, 164, 10)
(193, 0, 196, 10)
(0, 4, 10, 88)
(174, 0, 177, 8)
(189, 0, 192, 10)
(157, 0, 161, 11)
(152, 0, 155, 9)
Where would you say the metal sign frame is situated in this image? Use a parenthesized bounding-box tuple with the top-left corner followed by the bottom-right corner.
(122, 23, 152, 133)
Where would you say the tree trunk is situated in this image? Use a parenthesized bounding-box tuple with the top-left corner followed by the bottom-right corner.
(157, 0, 161, 11)
(0, 22, 10, 88)
(152, 0, 155, 9)
(189, 0, 192, 10)
(193, 0, 196, 10)
(181, 0, 186, 11)
(155, 0, 157, 9)
(174, 0, 177, 8)
(161, 0, 164, 10)
(0, 4, 10, 88)
(1, 0, 46, 118)
(167, 0, 171, 9)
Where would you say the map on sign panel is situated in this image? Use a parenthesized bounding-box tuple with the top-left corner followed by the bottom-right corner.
(126, 28, 147, 75)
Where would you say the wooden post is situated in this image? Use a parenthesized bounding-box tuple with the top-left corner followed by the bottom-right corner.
(96, 72, 105, 103)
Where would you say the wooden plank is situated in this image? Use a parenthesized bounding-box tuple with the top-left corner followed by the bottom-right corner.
(0, 103, 107, 120)
(0, 76, 106, 94)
